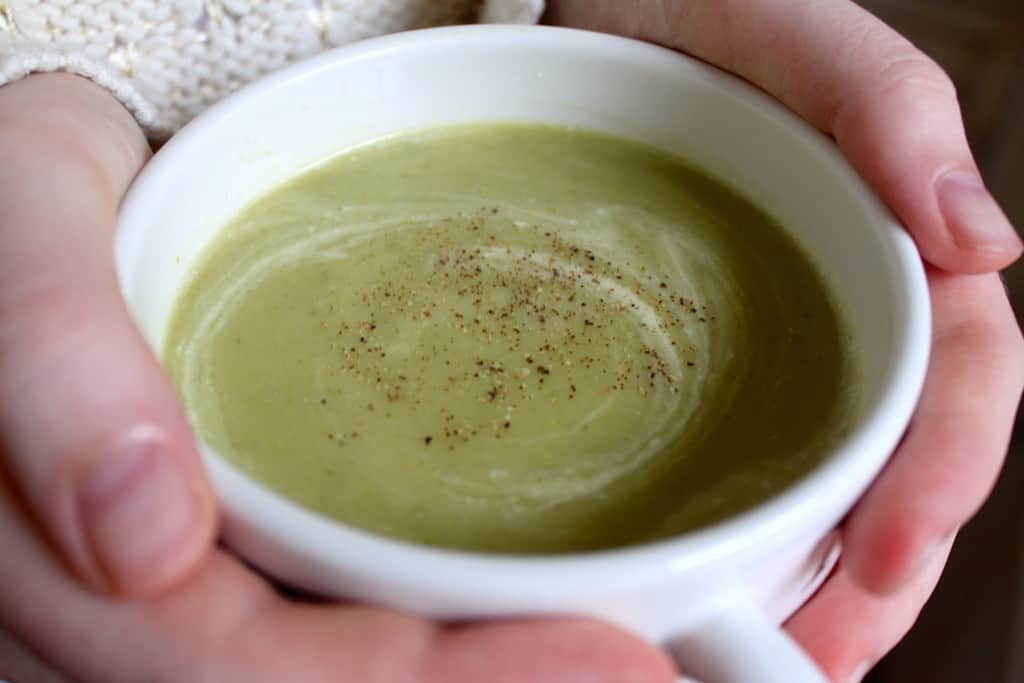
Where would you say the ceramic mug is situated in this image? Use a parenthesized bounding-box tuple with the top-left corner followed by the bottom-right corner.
(115, 26, 931, 682)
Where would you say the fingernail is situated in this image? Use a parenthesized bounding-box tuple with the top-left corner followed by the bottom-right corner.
(937, 171, 1022, 254)
(847, 661, 872, 683)
(77, 440, 199, 590)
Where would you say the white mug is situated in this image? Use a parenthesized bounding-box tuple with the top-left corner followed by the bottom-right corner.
(115, 26, 931, 682)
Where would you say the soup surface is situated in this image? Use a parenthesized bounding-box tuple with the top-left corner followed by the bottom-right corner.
(165, 124, 859, 553)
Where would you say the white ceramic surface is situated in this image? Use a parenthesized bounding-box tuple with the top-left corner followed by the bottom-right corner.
(115, 26, 931, 683)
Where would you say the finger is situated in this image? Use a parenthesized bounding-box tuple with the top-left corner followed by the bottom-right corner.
(0, 474, 674, 683)
(546, 0, 1022, 273)
(842, 270, 1024, 595)
(786, 535, 954, 682)
(422, 619, 676, 683)
(0, 74, 216, 595)
(0, 466, 269, 682)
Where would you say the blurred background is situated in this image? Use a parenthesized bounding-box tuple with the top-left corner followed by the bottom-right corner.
(852, 1, 1024, 681)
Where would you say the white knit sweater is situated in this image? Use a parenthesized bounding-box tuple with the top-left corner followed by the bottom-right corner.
(0, 0, 545, 136)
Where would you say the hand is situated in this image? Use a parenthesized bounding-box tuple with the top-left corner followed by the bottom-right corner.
(546, 0, 1024, 679)
(0, 74, 675, 682)
(0, 489, 671, 682)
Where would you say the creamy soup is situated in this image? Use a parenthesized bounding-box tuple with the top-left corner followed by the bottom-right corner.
(164, 124, 859, 553)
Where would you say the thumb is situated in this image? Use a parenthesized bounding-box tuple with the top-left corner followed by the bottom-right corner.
(549, 0, 1023, 273)
(0, 74, 217, 595)
(709, 0, 1024, 273)
(825, 45, 1022, 274)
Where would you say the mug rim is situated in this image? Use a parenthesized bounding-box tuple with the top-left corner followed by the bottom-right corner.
(118, 24, 931, 585)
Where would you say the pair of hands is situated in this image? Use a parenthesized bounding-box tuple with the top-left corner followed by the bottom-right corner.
(1, 1, 1022, 681)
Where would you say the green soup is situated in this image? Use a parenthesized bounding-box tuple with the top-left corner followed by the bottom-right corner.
(165, 124, 859, 553)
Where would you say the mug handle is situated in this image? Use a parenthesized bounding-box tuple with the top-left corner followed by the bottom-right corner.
(667, 600, 826, 683)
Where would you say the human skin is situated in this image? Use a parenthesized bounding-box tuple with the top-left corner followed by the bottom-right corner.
(0, 1, 1021, 681)
(546, 2, 1024, 678)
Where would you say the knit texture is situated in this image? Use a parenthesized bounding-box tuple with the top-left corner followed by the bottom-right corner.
(0, 0, 544, 136)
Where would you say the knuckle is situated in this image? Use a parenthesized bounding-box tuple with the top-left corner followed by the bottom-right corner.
(873, 46, 956, 101)
(830, 38, 957, 133)
(0, 280, 100, 379)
